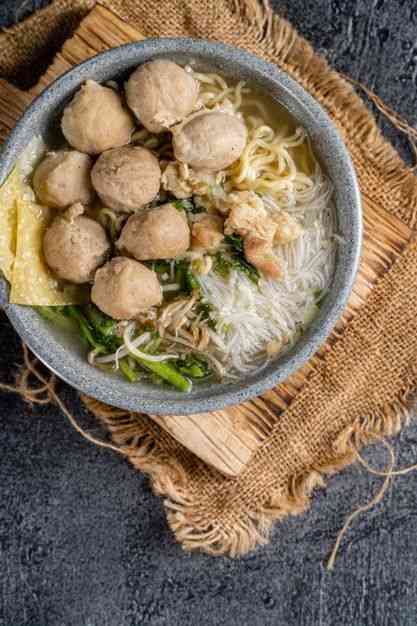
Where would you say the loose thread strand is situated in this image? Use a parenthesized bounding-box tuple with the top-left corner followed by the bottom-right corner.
(326, 440, 395, 571)
(355, 445, 417, 477)
(6, 344, 128, 457)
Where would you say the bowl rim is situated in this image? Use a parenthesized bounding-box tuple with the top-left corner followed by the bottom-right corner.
(0, 37, 362, 415)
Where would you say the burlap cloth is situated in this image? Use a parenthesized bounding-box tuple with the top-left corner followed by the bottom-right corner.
(1, 0, 417, 557)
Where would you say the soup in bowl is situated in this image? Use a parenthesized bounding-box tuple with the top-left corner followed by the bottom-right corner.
(0, 39, 361, 415)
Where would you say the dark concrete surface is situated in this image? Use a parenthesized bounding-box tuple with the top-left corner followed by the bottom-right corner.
(1, 1, 417, 625)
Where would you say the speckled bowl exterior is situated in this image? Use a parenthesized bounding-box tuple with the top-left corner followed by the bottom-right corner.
(0, 39, 362, 415)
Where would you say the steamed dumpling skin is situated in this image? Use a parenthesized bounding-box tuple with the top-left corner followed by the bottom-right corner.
(126, 60, 199, 133)
(173, 111, 247, 171)
(61, 80, 135, 155)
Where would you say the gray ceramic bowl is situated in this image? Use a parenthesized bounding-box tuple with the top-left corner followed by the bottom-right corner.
(0, 38, 362, 415)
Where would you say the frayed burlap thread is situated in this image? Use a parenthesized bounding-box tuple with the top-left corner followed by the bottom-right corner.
(1, 0, 417, 558)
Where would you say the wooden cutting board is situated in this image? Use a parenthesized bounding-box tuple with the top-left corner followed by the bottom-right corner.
(0, 5, 411, 477)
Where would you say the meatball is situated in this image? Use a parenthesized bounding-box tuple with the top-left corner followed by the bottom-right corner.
(91, 257, 162, 319)
(33, 150, 94, 209)
(61, 80, 134, 154)
(173, 111, 247, 171)
(43, 204, 110, 284)
(91, 146, 161, 212)
(117, 203, 190, 260)
(126, 60, 199, 133)
(192, 215, 224, 252)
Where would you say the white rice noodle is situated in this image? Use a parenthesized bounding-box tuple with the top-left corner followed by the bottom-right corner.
(199, 180, 337, 378)
(158, 69, 337, 380)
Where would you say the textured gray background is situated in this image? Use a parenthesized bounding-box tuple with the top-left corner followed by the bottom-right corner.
(1, 1, 417, 625)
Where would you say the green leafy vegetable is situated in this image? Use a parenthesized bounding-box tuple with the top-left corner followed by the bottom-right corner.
(177, 354, 211, 379)
(175, 260, 200, 294)
(141, 330, 162, 355)
(196, 302, 217, 330)
(213, 252, 233, 279)
(130, 355, 192, 392)
(36, 306, 77, 333)
(119, 358, 139, 383)
(173, 198, 205, 214)
(84, 304, 116, 340)
(39, 305, 192, 392)
(66, 306, 105, 352)
(83, 304, 121, 352)
(213, 251, 260, 285)
(65, 305, 122, 354)
(151, 260, 171, 275)
(224, 233, 244, 253)
(215, 234, 260, 285)
(150, 372, 165, 387)
(152, 258, 200, 294)
(232, 256, 260, 285)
